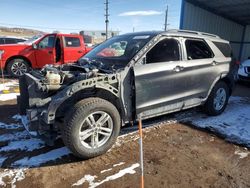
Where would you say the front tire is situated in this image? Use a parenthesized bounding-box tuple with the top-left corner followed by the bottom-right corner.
(203, 81, 229, 116)
(62, 98, 121, 159)
(6, 58, 30, 77)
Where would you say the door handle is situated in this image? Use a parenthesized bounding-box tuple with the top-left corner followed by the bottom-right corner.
(173, 66, 184, 72)
(78, 50, 83, 53)
(212, 60, 219, 65)
(48, 51, 53, 54)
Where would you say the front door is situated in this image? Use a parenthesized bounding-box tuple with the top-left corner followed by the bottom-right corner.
(134, 38, 188, 118)
(34, 34, 56, 67)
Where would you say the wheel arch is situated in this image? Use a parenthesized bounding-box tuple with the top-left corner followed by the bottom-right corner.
(5, 55, 32, 70)
(205, 73, 234, 101)
(55, 88, 126, 124)
(220, 76, 234, 96)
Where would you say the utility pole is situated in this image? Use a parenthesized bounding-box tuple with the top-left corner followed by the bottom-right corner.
(104, 0, 109, 40)
(164, 4, 168, 31)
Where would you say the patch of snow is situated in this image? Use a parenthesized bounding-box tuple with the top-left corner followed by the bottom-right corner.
(0, 122, 22, 129)
(0, 130, 29, 142)
(0, 81, 18, 91)
(0, 168, 26, 188)
(0, 93, 19, 101)
(12, 147, 71, 167)
(235, 150, 249, 159)
(113, 162, 125, 167)
(72, 175, 97, 187)
(185, 97, 250, 147)
(0, 138, 44, 152)
(100, 168, 112, 174)
(13, 115, 37, 136)
(72, 163, 139, 188)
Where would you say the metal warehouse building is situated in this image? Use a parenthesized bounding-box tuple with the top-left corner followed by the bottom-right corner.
(180, 0, 250, 61)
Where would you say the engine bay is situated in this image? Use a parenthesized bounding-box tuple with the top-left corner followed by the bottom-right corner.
(30, 63, 110, 92)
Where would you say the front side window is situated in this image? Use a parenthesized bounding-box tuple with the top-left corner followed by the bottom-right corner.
(146, 38, 180, 63)
(38, 35, 55, 49)
(185, 39, 213, 60)
(65, 37, 81, 47)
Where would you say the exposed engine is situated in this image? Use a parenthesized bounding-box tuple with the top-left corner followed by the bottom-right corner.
(33, 64, 101, 92)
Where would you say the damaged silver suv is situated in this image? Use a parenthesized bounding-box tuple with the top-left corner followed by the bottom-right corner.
(18, 30, 235, 159)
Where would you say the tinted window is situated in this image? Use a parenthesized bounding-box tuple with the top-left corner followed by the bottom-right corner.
(185, 39, 213, 60)
(146, 38, 180, 63)
(0, 39, 4, 44)
(213, 41, 232, 57)
(5, 38, 17, 44)
(16, 39, 26, 43)
(65, 37, 81, 47)
(38, 35, 55, 49)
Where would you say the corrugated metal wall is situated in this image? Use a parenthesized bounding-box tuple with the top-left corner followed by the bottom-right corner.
(181, 1, 245, 60)
(242, 25, 250, 60)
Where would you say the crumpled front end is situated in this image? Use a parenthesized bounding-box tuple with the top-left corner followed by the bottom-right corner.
(18, 64, 120, 141)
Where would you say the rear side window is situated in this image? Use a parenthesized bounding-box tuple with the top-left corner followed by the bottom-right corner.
(65, 37, 81, 47)
(0, 38, 4, 44)
(5, 38, 17, 44)
(185, 39, 213, 60)
(213, 41, 232, 57)
(146, 38, 180, 63)
(16, 39, 26, 43)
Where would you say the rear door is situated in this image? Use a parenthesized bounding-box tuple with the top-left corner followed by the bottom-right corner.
(0, 38, 4, 44)
(34, 34, 56, 67)
(181, 38, 223, 99)
(63, 36, 85, 63)
(134, 37, 189, 117)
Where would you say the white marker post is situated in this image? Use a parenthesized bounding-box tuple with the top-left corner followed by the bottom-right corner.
(138, 117, 144, 188)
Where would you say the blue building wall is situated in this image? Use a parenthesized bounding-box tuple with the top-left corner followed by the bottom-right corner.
(180, 1, 250, 61)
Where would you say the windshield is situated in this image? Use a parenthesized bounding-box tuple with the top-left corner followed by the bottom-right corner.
(82, 34, 154, 70)
(22, 34, 44, 44)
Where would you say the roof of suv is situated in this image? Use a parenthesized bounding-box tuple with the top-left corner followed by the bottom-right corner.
(121, 30, 228, 43)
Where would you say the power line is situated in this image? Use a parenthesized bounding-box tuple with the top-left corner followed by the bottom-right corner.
(104, 0, 109, 40)
(164, 5, 168, 31)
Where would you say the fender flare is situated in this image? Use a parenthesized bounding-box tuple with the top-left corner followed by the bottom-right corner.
(203, 72, 231, 102)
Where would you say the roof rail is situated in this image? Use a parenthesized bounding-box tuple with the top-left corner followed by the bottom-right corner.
(167, 29, 220, 39)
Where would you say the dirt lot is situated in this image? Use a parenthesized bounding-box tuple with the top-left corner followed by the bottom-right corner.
(0, 81, 249, 188)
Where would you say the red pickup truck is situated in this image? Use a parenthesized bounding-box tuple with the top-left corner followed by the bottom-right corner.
(0, 33, 92, 77)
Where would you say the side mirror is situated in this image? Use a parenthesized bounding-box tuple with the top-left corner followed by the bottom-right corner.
(32, 43, 38, 49)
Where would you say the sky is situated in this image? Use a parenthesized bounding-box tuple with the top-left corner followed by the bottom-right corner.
(0, 0, 182, 34)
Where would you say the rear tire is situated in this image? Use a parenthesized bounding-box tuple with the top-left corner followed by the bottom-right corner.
(203, 81, 229, 116)
(62, 97, 121, 159)
(6, 58, 30, 77)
